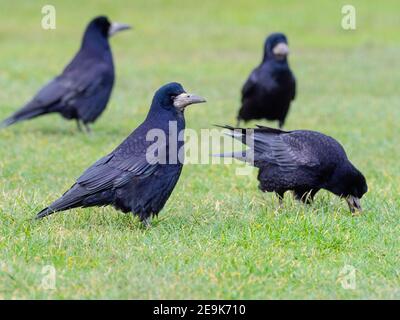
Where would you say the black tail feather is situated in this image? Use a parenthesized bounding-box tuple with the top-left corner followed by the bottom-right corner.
(0, 116, 18, 129)
(36, 207, 57, 219)
(0, 107, 50, 129)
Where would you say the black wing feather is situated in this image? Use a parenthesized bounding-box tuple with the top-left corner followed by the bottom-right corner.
(37, 131, 166, 218)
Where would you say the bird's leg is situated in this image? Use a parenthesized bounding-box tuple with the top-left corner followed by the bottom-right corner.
(278, 120, 284, 129)
(236, 118, 241, 127)
(142, 217, 151, 228)
(76, 120, 83, 132)
(302, 193, 314, 204)
(294, 190, 311, 204)
(308, 189, 319, 203)
(293, 189, 320, 205)
(275, 191, 285, 207)
(84, 123, 92, 134)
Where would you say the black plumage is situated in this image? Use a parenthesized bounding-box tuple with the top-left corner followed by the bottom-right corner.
(36, 82, 206, 225)
(0, 16, 131, 132)
(237, 33, 296, 128)
(219, 125, 368, 214)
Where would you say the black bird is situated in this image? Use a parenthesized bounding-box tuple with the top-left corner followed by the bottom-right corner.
(36, 83, 206, 225)
(0, 16, 131, 132)
(218, 125, 368, 214)
(237, 33, 296, 128)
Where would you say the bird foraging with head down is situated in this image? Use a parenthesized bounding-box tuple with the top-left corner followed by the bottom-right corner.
(217, 125, 368, 214)
(237, 33, 296, 128)
(0, 16, 131, 132)
(36, 82, 206, 226)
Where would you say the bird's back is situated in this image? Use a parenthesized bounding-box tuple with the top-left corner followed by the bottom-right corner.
(58, 48, 115, 123)
(239, 61, 295, 124)
(248, 128, 347, 193)
(283, 130, 346, 164)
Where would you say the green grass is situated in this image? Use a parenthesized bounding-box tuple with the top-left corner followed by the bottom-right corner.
(0, 0, 399, 299)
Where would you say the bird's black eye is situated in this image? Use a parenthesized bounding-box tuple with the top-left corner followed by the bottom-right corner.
(170, 95, 176, 100)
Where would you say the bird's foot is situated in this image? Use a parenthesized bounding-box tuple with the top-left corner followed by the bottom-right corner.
(293, 192, 314, 205)
(84, 124, 92, 134)
(142, 217, 151, 228)
(76, 120, 83, 132)
(275, 191, 285, 209)
(351, 211, 362, 217)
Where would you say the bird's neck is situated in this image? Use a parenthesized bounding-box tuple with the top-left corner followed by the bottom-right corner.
(146, 106, 186, 132)
(144, 107, 186, 165)
(263, 56, 288, 67)
(80, 32, 112, 59)
(324, 161, 355, 196)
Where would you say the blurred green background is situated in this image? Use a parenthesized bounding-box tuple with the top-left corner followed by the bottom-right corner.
(0, 0, 399, 299)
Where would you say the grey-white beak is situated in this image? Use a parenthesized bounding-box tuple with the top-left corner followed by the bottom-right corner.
(346, 195, 362, 214)
(273, 42, 289, 58)
(108, 22, 132, 37)
(173, 93, 206, 110)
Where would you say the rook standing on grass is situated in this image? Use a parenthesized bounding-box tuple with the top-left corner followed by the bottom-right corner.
(0, 16, 131, 132)
(237, 33, 296, 128)
(218, 125, 367, 214)
(36, 82, 206, 226)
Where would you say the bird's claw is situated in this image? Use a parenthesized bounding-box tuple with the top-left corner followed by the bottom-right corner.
(142, 217, 151, 228)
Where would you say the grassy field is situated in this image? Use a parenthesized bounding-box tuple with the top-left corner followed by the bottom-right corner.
(0, 0, 399, 299)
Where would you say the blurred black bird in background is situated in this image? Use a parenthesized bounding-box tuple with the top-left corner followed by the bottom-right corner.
(0, 16, 131, 132)
(36, 82, 206, 226)
(237, 33, 296, 128)
(218, 125, 367, 214)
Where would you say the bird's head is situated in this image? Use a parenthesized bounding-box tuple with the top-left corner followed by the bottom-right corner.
(263, 33, 290, 62)
(328, 162, 368, 214)
(84, 16, 131, 41)
(151, 82, 206, 113)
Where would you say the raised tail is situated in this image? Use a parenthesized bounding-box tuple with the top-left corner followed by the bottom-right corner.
(212, 125, 254, 163)
(214, 124, 252, 146)
(213, 124, 289, 165)
(213, 150, 252, 162)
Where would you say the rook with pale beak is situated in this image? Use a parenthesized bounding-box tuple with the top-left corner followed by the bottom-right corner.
(216, 125, 367, 215)
(36, 83, 207, 227)
(267, 34, 290, 61)
(173, 93, 206, 111)
(0, 16, 131, 132)
(237, 32, 296, 128)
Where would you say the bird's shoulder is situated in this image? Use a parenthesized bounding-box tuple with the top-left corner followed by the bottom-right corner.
(242, 68, 258, 95)
(101, 123, 170, 173)
(75, 133, 161, 191)
(112, 131, 153, 161)
(282, 130, 347, 165)
(250, 62, 286, 93)
(252, 127, 344, 170)
(29, 58, 113, 108)
(62, 58, 113, 89)
(242, 64, 274, 97)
